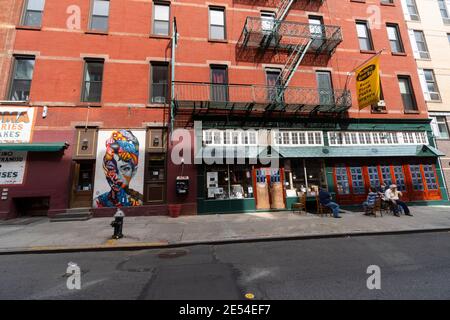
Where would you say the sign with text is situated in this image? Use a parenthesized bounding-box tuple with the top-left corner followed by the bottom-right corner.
(0, 151, 27, 185)
(0, 107, 35, 143)
(356, 55, 381, 110)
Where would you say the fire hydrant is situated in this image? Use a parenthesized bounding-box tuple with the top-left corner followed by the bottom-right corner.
(111, 208, 125, 239)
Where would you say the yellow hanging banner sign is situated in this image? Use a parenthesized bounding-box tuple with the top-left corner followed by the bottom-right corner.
(355, 55, 381, 110)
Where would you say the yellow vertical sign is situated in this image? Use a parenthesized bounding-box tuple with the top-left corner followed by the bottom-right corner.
(356, 55, 381, 110)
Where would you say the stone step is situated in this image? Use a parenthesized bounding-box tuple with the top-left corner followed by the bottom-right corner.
(50, 210, 92, 222)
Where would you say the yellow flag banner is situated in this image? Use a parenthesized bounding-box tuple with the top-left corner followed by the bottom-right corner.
(355, 55, 381, 110)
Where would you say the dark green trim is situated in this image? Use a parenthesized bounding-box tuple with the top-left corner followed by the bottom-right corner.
(0, 142, 68, 152)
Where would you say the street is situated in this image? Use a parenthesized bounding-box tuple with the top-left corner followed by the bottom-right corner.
(0, 232, 450, 300)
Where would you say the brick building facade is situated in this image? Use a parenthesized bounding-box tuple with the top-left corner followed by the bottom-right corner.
(0, 0, 447, 219)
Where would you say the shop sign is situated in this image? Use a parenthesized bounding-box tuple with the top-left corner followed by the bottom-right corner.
(0, 107, 35, 143)
(0, 151, 27, 185)
(356, 55, 381, 110)
(93, 129, 146, 208)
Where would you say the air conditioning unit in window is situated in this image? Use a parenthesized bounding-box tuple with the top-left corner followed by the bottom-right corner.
(377, 100, 386, 107)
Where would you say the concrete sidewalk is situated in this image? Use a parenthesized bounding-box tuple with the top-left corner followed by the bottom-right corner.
(1, 205, 450, 254)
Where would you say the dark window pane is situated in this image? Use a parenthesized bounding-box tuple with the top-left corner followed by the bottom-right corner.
(83, 62, 103, 102)
(9, 58, 34, 101)
(91, 16, 108, 31)
(211, 67, 228, 101)
(23, 11, 42, 27)
(10, 80, 32, 101)
(151, 65, 168, 103)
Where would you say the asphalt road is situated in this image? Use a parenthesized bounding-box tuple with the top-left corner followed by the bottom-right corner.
(0, 232, 450, 300)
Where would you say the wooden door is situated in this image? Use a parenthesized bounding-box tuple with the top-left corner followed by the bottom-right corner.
(70, 161, 95, 208)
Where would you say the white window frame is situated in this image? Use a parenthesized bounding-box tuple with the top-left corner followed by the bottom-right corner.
(272, 131, 324, 147)
(328, 131, 428, 146)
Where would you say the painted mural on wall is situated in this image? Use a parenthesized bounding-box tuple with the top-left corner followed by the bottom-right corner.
(93, 129, 145, 208)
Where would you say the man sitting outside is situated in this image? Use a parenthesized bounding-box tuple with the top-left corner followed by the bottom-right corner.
(319, 186, 341, 218)
(385, 184, 412, 217)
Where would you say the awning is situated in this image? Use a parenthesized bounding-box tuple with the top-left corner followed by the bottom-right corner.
(0, 142, 68, 152)
(274, 145, 445, 158)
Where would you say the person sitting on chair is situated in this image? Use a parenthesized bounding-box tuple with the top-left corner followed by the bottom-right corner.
(385, 184, 412, 217)
(319, 186, 341, 219)
(363, 186, 378, 215)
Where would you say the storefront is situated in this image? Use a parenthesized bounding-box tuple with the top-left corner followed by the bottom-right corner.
(196, 125, 448, 214)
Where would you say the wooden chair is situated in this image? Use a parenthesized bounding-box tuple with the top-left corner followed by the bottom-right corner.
(365, 198, 382, 217)
(316, 196, 333, 217)
(292, 192, 307, 215)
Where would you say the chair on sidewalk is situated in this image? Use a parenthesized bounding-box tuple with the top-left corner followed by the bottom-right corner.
(316, 196, 333, 217)
(365, 198, 382, 217)
(292, 192, 307, 215)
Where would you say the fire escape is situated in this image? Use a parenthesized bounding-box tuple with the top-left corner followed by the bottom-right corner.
(172, 0, 351, 125)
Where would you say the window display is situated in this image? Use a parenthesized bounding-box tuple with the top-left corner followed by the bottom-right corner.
(287, 159, 326, 196)
(206, 165, 254, 200)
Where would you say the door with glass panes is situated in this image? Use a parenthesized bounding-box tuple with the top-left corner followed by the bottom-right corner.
(316, 71, 334, 106)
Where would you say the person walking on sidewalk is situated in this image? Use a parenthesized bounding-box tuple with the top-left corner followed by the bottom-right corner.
(319, 186, 342, 219)
(385, 184, 413, 217)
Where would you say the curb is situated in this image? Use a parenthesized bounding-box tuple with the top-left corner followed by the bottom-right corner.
(1, 227, 450, 255)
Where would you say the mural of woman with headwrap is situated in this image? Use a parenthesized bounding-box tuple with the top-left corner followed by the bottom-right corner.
(94, 130, 144, 207)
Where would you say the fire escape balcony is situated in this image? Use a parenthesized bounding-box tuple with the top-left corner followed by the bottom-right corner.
(173, 81, 352, 116)
(237, 17, 343, 55)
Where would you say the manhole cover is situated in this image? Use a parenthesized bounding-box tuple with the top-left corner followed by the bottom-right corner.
(158, 249, 188, 259)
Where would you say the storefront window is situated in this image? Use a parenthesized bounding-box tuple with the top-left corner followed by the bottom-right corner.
(206, 165, 253, 200)
(289, 159, 326, 196)
(410, 165, 424, 191)
(335, 166, 350, 194)
(77, 162, 94, 191)
(423, 165, 438, 190)
(381, 165, 393, 186)
(350, 167, 365, 194)
(367, 166, 380, 188)
(393, 166, 406, 191)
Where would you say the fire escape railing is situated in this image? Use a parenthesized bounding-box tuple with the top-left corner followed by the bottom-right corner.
(172, 82, 352, 114)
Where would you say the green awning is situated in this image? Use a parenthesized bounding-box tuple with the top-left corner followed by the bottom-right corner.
(274, 145, 444, 158)
(0, 142, 68, 152)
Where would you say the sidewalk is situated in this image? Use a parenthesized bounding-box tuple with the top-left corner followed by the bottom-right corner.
(1, 205, 450, 254)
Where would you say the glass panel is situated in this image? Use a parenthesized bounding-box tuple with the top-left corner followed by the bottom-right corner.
(155, 4, 170, 20)
(350, 167, 365, 194)
(393, 166, 406, 191)
(152, 64, 168, 103)
(211, 67, 228, 101)
(77, 162, 94, 191)
(93, 0, 109, 16)
(27, 0, 45, 10)
(23, 11, 42, 27)
(210, 9, 224, 25)
(381, 165, 393, 186)
(14, 59, 35, 80)
(91, 16, 108, 31)
(367, 166, 380, 188)
(423, 165, 438, 190)
(154, 20, 169, 35)
(410, 165, 424, 191)
(335, 166, 350, 195)
(210, 25, 225, 39)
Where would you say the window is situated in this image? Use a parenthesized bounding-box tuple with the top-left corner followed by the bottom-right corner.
(206, 165, 253, 199)
(8, 56, 35, 101)
(209, 7, 226, 40)
(261, 11, 275, 32)
(419, 69, 441, 101)
(431, 116, 450, 139)
(89, 0, 109, 32)
(410, 30, 430, 59)
(356, 21, 374, 51)
(402, 0, 420, 21)
(398, 76, 417, 111)
(381, 166, 393, 186)
(335, 166, 350, 195)
(423, 165, 438, 190)
(153, 3, 170, 36)
(410, 165, 424, 191)
(82, 60, 104, 102)
(438, 0, 450, 24)
(21, 0, 45, 27)
(393, 166, 407, 191)
(387, 24, 404, 53)
(210, 65, 228, 102)
(266, 69, 282, 102)
(273, 131, 324, 146)
(367, 166, 380, 188)
(327, 131, 428, 146)
(350, 167, 365, 194)
(151, 63, 169, 104)
(316, 71, 334, 105)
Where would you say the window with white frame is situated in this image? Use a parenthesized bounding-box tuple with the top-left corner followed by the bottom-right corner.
(203, 130, 258, 146)
(328, 131, 428, 146)
(273, 131, 324, 146)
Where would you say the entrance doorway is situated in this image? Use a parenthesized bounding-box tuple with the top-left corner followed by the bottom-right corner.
(70, 160, 95, 208)
(253, 168, 286, 210)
